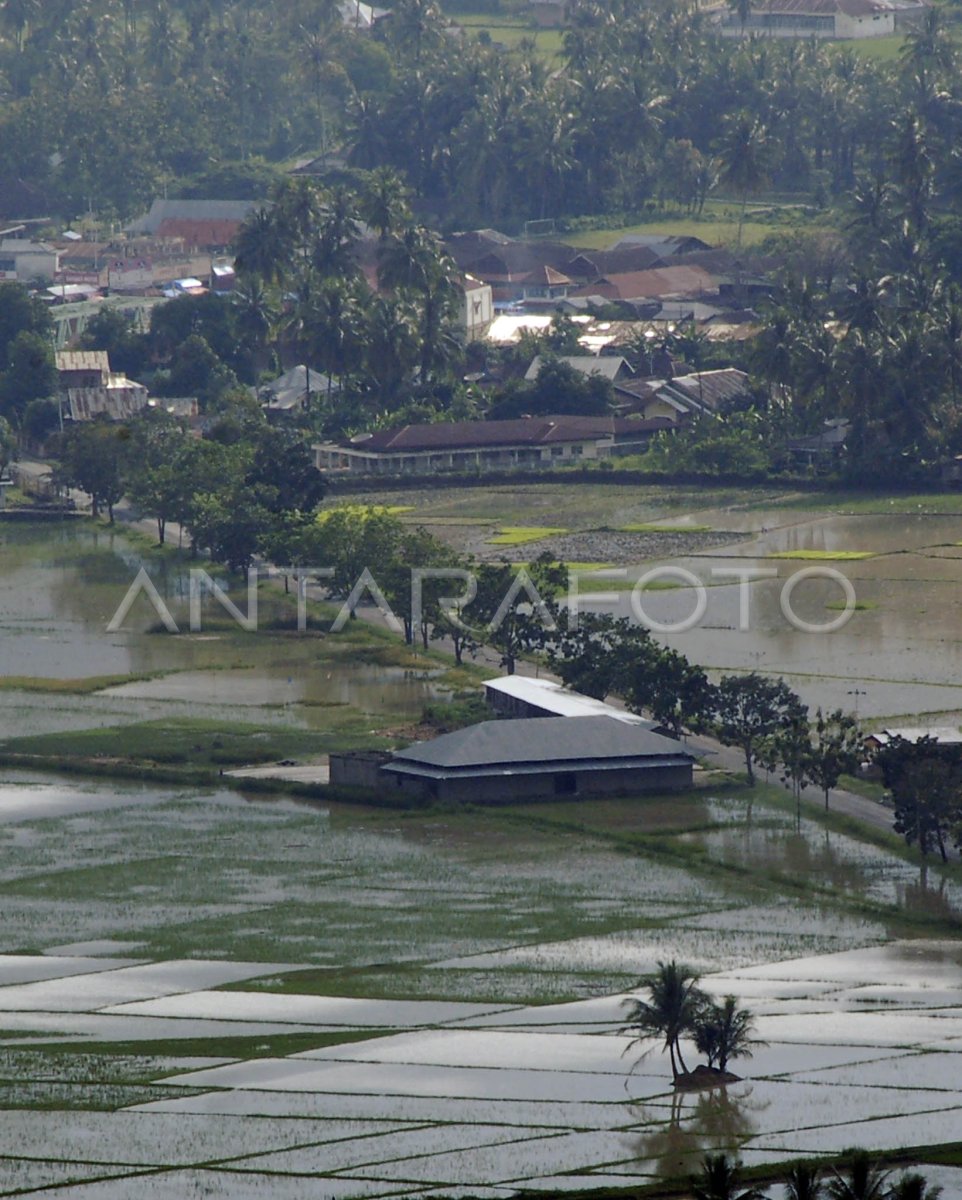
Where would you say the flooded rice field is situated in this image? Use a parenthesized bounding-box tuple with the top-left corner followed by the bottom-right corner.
(1, 503, 962, 1193)
(0, 765, 959, 1194)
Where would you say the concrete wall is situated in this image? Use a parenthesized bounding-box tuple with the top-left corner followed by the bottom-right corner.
(330, 750, 392, 788)
(835, 8, 894, 35)
(381, 762, 692, 804)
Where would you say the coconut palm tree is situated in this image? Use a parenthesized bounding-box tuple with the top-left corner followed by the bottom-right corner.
(694, 995, 764, 1074)
(826, 1152, 891, 1200)
(890, 1175, 942, 1200)
(716, 112, 768, 248)
(360, 167, 412, 241)
(233, 207, 289, 285)
(786, 1161, 824, 1200)
(623, 960, 707, 1081)
(693, 1153, 763, 1200)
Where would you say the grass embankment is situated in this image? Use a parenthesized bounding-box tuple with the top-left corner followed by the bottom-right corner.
(567, 197, 831, 250)
(0, 673, 168, 695)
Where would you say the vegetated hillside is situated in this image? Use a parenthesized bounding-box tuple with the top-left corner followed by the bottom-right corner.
(2, 0, 961, 234)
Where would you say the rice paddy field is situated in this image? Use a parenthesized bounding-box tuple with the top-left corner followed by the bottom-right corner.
(0, 769, 960, 1196)
(2, 496, 962, 1195)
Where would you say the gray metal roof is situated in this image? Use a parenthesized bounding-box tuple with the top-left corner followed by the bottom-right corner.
(261, 364, 338, 410)
(524, 355, 632, 382)
(390, 716, 692, 771)
(484, 676, 656, 727)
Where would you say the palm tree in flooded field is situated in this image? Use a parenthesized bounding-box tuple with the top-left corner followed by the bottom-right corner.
(623, 960, 706, 1081)
(693, 994, 764, 1075)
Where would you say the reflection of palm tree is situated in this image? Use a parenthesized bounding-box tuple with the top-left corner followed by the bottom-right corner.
(630, 1088, 760, 1183)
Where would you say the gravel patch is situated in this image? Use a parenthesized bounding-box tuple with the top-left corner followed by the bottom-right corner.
(477, 529, 745, 565)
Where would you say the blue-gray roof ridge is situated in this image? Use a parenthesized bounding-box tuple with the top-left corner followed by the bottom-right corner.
(391, 715, 692, 769)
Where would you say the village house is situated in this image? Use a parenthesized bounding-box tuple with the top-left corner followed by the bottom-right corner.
(524, 355, 633, 384)
(717, 0, 901, 37)
(614, 368, 752, 422)
(260, 364, 339, 418)
(0, 237, 59, 282)
(55, 350, 149, 422)
(126, 199, 262, 252)
(484, 676, 662, 730)
(313, 412, 662, 476)
(331, 715, 695, 803)
(459, 273, 494, 339)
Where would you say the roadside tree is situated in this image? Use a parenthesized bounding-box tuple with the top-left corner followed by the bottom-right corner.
(711, 673, 807, 786)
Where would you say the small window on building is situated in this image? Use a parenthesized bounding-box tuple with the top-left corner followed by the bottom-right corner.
(554, 772, 577, 795)
(571, 445, 583, 456)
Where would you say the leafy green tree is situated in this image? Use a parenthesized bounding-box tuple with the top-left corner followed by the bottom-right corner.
(58, 418, 129, 522)
(0, 330, 57, 425)
(546, 612, 633, 700)
(809, 708, 862, 811)
(488, 358, 613, 420)
(890, 1173, 942, 1200)
(153, 334, 239, 409)
(623, 960, 708, 1081)
(79, 308, 147, 378)
(712, 673, 807, 786)
(310, 506, 405, 600)
(875, 736, 962, 862)
(470, 553, 565, 675)
(245, 425, 326, 517)
(0, 282, 52, 363)
(0, 414, 15, 471)
(124, 412, 196, 544)
(188, 483, 274, 574)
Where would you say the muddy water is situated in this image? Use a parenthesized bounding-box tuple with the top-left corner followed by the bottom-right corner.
(6, 504, 962, 726)
(0, 520, 441, 731)
(579, 510, 962, 720)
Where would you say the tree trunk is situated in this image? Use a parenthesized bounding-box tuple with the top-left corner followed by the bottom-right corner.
(744, 744, 755, 785)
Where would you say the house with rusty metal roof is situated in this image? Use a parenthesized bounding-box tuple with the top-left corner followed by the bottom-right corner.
(569, 265, 717, 304)
(614, 369, 752, 422)
(55, 350, 149, 422)
(126, 199, 262, 250)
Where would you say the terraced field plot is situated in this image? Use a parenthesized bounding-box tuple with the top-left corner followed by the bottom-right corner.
(0, 771, 960, 1196)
